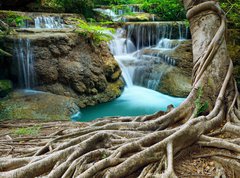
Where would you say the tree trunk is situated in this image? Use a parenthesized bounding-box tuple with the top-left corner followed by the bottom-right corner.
(0, 0, 239, 177)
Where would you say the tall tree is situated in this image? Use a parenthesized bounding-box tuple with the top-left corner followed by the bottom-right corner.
(0, 0, 239, 177)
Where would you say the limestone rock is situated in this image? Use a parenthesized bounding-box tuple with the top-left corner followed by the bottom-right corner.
(3, 32, 123, 107)
(0, 90, 79, 120)
(157, 67, 192, 97)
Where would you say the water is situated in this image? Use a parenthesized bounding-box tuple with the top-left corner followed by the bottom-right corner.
(93, 8, 121, 22)
(14, 38, 35, 89)
(21, 16, 69, 29)
(74, 21, 188, 121)
(75, 86, 185, 122)
(34, 16, 64, 29)
(125, 22, 188, 50)
(94, 5, 144, 22)
(109, 24, 184, 90)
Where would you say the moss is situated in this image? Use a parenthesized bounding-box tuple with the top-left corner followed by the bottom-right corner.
(0, 91, 78, 121)
(227, 44, 240, 64)
(0, 10, 31, 27)
(123, 13, 152, 22)
(0, 80, 12, 97)
(111, 70, 121, 81)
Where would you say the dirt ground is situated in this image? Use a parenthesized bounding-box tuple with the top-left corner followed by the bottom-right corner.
(0, 120, 236, 177)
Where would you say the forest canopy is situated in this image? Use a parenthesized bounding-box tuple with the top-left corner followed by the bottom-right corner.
(40, 0, 240, 27)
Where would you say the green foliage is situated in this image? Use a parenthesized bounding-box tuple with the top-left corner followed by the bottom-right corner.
(221, 0, 240, 28)
(94, 0, 143, 6)
(142, 0, 186, 21)
(101, 153, 109, 159)
(194, 87, 209, 117)
(73, 19, 115, 45)
(4, 11, 31, 27)
(12, 126, 41, 136)
(112, 5, 133, 15)
(52, 0, 94, 17)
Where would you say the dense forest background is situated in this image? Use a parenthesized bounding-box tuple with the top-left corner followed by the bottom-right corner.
(1, 0, 239, 28)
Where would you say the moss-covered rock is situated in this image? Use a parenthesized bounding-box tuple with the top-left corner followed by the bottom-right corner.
(3, 31, 123, 107)
(157, 67, 192, 97)
(0, 80, 12, 97)
(123, 13, 159, 22)
(0, 90, 79, 121)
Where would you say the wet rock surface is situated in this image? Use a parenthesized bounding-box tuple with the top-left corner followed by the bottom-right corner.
(3, 32, 123, 108)
(0, 90, 79, 120)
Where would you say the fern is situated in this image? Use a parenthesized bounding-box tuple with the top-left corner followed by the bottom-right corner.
(72, 18, 115, 44)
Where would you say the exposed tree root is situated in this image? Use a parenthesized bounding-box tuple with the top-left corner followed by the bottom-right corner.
(0, 1, 240, 177)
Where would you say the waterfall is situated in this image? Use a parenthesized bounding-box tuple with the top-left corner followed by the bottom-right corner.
(14, 38, 35, 89)
(125, 22, 189, 50)
(93, 8, 121, 22)
(34, 16, 64, 29)
(109, 21, 188, 90)
(126, 22, 174, 50)
(178, 22, 189, 40)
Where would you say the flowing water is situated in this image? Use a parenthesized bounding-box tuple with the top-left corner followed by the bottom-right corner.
(77, 22, 189, 121)
(108, 22, 188, 90)
(15, 16, 70, 88)
(21, 16, 70, 29)
(14, 11, 188, 121)
(14, 38, 35, 89)
(34, 16, 64, 29)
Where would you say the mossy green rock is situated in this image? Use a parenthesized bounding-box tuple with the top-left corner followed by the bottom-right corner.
(158, 68, 192, 97)
(123, 13, 160, 22)
(0, 90, 79, 121)
(0, 80, 12, 97)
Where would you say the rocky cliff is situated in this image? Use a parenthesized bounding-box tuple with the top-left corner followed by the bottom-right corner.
(1, 30, 124, 108)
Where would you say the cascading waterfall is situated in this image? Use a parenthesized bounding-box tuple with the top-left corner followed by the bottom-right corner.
(14, 38, 35, 89)
(93, 8, 121, 22)
(125, 22, 188, 50)
(34, 16, 64, 29)
(79, 24, 186, 120)
(94, 5, 144, 22)
(109, 21, 189, 91)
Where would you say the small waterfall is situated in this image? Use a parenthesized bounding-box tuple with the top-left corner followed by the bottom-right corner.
(109, 28, 136, 56)
(156, 38, 176, 49)
(133, 64, 171, 90)
(178, 22, 189, 40)
(129, 5, 143, 13)
(14, 38, 35, 89)
(34, 16, 64, 29)
(125, 22, 189, 50)
(109, 29, 135, 86)
(94, 8, 121, 22)
(109, 22, 185, 90)
(126, 22, 173, 50)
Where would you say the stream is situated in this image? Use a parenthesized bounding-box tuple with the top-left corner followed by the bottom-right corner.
(14, 10, 189, 121)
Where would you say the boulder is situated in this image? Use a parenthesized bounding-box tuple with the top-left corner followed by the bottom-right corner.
(0, 90, 79, 120)
(157, 67, 192, 97)
(140, 40, 193, 97)
(159, 40, 193, 77)
(3, 31, 124, 108)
